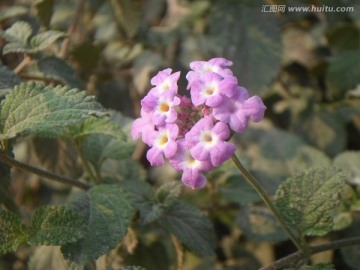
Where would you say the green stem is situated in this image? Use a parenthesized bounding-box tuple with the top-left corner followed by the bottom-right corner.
(231, 154, 304, 251)
(0, 151, 91, 190)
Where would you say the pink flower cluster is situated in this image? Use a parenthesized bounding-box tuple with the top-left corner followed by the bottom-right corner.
(131, 58, 266, 189)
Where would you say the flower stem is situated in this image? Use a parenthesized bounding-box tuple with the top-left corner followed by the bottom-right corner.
(0, 151, 91, 190)
(231, 153, 304, 251)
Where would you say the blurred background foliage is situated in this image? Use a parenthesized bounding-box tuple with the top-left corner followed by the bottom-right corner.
(1, 0, 360, 269)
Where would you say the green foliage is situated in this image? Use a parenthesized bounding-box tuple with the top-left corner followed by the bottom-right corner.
(1, 0, 360, 269)
(0, 21, 66, 54)
(0, 6, 28, 22)
(0, 64, 21, 95)
(275, 167, 346, 237)
(28, 205, 86, 246)
(304, 263, 335, 270)
(0, 209, 29, 253)
(237, 204, 287, 242)
(0, 82, 105, 139)
(158, 199, 216, 256)
(61, 184, 133, 265)
(37, 56, 84, 89)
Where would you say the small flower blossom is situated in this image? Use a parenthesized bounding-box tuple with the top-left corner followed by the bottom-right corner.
(141, 91, 181, 125)
(189, 72, 238, 107)
(169, 139, 213, 189)
(212, 87, 266, 133)
(131, 108, 154, 145)
(146, 124, 179, 166)
(149, 68, 180, 98)
(186, 57, 234, 88)
(185, 116, 236, 167)
(131, 57, 266, 189)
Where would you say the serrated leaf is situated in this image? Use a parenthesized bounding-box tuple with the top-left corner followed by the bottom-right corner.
(158, 199, 215, 256)
(275, 167, 346, 237)
(37, 56, 84, 89)
(28, 205, 86, 246)
(0, 21, 32, 45)
(155, 181, 182, 207)
(29, 31, 66, 52)
(237, 204, 287, 242)
(121, 178, 161, 224)
(61, 184, 134, 265)
(0, 6, 28, 22)
(0, 82, 105, 139)
(0, 209, 29, 254)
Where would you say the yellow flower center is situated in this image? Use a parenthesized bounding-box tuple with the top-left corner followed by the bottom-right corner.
(160, 103, 170, 112)
(159, 134, 169, 146)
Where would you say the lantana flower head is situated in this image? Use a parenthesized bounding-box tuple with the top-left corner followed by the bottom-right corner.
(131, 58, 266, 189)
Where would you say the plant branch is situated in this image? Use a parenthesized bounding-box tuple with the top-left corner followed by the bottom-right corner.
(171, 234, 184, 270)
(260, 236, 360, 270)
(59, 0, 86, 58)
(231, 154, 304, 251)
(14, 55, 32, 74)
(0, 151, 91, 190)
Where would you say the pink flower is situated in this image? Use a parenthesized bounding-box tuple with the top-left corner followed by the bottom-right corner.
(212, 87, 266, 133)
(189, 72, 238, 107)
(146, 124, 179, 166)
(186, 58, 234, 88)
(185, 116, 236, 167)
(169, 139, 213, 189)
(131, 108, 155, 145)
(149, 68, 180, 98)
(141, 91, 181, 126)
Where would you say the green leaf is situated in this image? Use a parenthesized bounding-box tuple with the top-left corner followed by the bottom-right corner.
(0, 209, 29, 254)
(304, 263, 335, 270)
(333, 151, 360, 185)
(34, 0, 55, 28)
(0, 82, 105, 139)
(0, 64, 22, 95)
(81, 134, 134, 169)
(326, 50, 360, 100)
(61, 184, 134, 265)
(296, 108, 347, 157)
(219, 175, 260, 204)
(327, 23, 360, 53)
(158, 199, 216, 256)
(121, 178, 161, 224)
(0, 6, 28, 22)
(28, 205, 86, 246)
(0, 21, 32, 54)
(155, 181, 182, 207)
(275, 167, 346, 237)
(237, 204, 287, 242)
(37, 56, 84, 89)
(235, 128, 331, 194)
(29, 31, 66, 52)
(66, 117, 125, 141)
